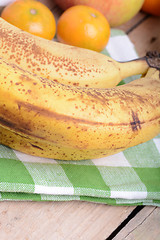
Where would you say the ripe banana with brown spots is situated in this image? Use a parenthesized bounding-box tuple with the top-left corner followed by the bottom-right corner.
(0, 17, 150, 88)
(0, 53, 160, 160)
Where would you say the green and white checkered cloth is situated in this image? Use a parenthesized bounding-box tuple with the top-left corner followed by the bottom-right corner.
(0, 30, 160, 206)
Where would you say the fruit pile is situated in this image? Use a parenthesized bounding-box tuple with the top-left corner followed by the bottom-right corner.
(1, 0, 159, 52)
(0, 17, 159, 160)
(0, 1, 159, 161)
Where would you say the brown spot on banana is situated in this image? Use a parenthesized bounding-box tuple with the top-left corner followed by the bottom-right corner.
(30, 143, 44, 151)
(130, 110, 142, 131)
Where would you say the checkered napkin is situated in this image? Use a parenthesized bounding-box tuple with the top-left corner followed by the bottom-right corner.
(0, 30, 160, 206)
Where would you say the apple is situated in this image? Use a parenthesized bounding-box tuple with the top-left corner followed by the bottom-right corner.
(54, 0, 145, 27)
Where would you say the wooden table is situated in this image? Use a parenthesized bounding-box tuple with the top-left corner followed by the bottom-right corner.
(0, 1, 160, 239)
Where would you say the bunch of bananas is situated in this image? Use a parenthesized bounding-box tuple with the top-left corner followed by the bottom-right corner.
(0, 17, 159, 160)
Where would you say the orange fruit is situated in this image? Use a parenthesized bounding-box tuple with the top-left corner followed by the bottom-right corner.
(142, 0, 160, 16)
(1, 0, 56, 40)
(57, 5, 110, 52)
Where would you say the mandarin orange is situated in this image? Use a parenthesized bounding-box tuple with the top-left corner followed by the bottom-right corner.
(1, 0, 56, 40)
(57, 5, 110, 52)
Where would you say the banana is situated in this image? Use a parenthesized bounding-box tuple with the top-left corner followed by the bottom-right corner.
(0, 17, 150, 88)
(0, 52, 159, 160)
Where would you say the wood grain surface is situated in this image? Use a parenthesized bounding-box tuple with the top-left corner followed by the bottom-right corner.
(114, 206, 160, 240)
(0, 201, 135, 240)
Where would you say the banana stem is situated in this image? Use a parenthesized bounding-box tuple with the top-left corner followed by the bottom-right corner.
(119, 57, 149, 80)
(119, 51, 160, 80)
